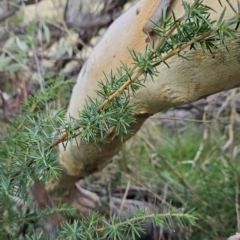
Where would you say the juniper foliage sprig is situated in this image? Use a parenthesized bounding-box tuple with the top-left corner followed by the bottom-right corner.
(48, 0, 240, 149)
(25, 207, 196, 240)
(0, 0, 239, 238)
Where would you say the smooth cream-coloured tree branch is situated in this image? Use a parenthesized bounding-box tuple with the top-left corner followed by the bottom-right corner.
(48, 0, 240, 198)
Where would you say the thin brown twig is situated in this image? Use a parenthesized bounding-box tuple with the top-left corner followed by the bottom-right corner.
(227, 89, 240, 231)
(132, 127, 216, 234)
(192, 105, 209, 167)
(119, 180, 131, 214)
(222, 89, 237, 151)
(120, 171, 208, 234)
(137, 131, 208, 206)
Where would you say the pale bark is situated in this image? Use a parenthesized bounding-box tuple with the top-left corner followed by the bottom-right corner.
(51, 0, 240, 196)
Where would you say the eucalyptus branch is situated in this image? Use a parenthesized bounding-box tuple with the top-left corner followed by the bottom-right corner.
(1, 0, 240, 238)
(47, 0, 240, 150)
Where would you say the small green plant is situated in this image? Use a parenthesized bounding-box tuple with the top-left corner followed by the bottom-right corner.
(0, 0, 239, 239)
(120, 118, 240, 239)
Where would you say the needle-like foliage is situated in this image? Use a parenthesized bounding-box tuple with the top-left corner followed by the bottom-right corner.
(0, 0, 239, 238)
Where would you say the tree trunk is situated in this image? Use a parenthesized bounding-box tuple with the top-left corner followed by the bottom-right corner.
(48, 0, 240, 199)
